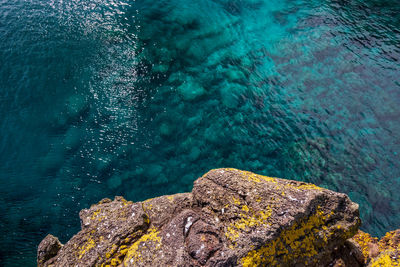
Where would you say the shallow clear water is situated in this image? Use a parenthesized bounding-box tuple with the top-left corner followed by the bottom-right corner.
(1, 0, 400, 265)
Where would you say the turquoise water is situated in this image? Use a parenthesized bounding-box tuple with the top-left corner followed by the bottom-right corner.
(1, 0, 399, 265)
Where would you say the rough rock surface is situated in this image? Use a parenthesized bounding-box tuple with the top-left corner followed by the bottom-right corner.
(37, 234, 62, 266)
(346, 229, 400, 266)
(38, 168, 362, 266)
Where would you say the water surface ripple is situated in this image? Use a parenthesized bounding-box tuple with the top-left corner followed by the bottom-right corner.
(0, 0, 399, 265)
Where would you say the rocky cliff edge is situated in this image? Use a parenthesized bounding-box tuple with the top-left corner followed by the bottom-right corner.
(37, 168, 399, 266)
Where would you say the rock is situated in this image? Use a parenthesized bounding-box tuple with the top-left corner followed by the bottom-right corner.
(325, 237, 366, 267)
(159, 122, 173, 136)
(39, 149, 64, 174)
(143, 164, 163, 179)
(107, 175, 122, 189)
(177, 79, 205, 101)
(350, 230, 379, 264)
(192, 169, 360, 266)
(38, 168, 361, 266)
(63, 126, 82, 152)
(367, 229, 400, 266)
(152, 64, 169, 73)
(37, 234, 62, 267)
(188, 147, 201, 161)
(340, 229, 400, 266)
(41, 196, 149, 266)
(224, 68, 246, 83)
(219, 82, 247, 109)
(96, 156, 113, 174)
(65, 94, 88, 120)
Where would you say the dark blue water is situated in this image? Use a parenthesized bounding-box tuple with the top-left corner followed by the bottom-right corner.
(1, 0, 399, 265)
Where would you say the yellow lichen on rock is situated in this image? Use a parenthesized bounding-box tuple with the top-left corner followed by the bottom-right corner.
(368, 230, 400, 267)
(352, 231, 379, 260)
(120, 198, 132, 206)
(143, 202, 153, 211)
(240, 207, 330, 266)
(378, 230, 399, 251)
(369, 252, 399, 267)
(225, 225, 240, 244)
(233, 169, 277, 184)
(223, 168, 324, 197)
(123, 227, 162, 265)
(101, 230, 148, 267)
(232, 196, 241, 205)
(90, 208, 104, 221)
(289, 182, 323, 191)
(101, 244, 121, 266)
(78, 237, 96, 259)
(225, 205, 272, 245)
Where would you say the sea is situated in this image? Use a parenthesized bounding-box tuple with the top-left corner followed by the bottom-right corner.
(0, 0, 399, 265)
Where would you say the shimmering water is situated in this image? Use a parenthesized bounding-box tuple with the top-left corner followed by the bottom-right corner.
(1, 0, 399, 265)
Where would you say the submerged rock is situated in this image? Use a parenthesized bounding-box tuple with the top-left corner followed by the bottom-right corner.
(38, 168, 363, 266)
(177, 79, 206, 101)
